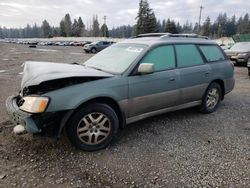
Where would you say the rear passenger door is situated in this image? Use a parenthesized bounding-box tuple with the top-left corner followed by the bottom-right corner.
(96, 42, 103, 51)
(102, 42, 110, 50)
(175, 44, 211, 105)
(128, 45, 180, 118)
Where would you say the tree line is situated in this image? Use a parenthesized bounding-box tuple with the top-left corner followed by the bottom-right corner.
(134, 0, 250, 38)
(0, 14, 109, 39)
(0, 0, 249, 39)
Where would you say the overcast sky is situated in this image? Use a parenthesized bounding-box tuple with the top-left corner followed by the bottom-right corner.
(0, 0, 249, 28)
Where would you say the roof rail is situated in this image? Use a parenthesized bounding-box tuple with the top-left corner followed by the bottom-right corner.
(161, 33, 209, 39)
(134, 33, 209, 40)
(134, 33, 171, 38)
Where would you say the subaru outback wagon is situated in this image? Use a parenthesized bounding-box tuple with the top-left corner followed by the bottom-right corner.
(6, 33, 234, 151)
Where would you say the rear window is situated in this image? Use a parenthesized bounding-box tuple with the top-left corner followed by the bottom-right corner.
(199, 45, 225, 62)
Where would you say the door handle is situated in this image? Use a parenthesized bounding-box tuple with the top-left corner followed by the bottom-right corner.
(169, 78, 175, 82)
(205, 72, 210, 76)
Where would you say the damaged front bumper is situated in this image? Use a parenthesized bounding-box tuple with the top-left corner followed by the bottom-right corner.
(6, 96, 40, 133)
(6, 95, 72, 137)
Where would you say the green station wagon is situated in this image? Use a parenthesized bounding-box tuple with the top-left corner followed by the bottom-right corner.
(6, 33, 235, 151)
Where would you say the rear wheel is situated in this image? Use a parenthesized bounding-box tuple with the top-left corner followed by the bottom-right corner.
(200, 83, 222, 113)
(66, 103, 119, 151)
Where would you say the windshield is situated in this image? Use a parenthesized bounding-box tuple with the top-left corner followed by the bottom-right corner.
(230, 42, 250, 51)
(84, 43, 147, 74)
(91, 41, 99, 45)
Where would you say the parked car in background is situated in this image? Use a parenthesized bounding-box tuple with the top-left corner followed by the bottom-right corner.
(83, 41, 114, 53)
(247, 59, 250, 76)
(225, 42, 250, 66)
(82, 41, 91, 47)
(6, 33, 234, 151)
(219, 44, 231, 50)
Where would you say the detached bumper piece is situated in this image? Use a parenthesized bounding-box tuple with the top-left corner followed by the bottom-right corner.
(6, 96, 40, 134)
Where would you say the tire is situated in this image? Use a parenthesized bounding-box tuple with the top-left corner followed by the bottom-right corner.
(200, 82, 222, 113)
(91, 48, 97, 53)
(66, 103, 119, 151)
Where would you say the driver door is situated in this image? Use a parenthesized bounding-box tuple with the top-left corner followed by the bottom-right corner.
(128, 45, 180, 118)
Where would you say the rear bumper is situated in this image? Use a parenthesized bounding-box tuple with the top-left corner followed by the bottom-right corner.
(6, 96, 40, 133)
(224, 78, 235, 95)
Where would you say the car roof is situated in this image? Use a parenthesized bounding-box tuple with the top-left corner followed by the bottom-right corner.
(120, 33, 216, 46)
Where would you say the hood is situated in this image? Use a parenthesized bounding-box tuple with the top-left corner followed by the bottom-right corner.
(21, 61, 113, 89)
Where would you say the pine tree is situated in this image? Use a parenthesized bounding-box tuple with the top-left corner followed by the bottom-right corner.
(225, 15, 237, 36)
(165, 19, 177, 33)
(215, 13, 227, 37)
(135, 0, 158, 35)
(193, 22, 199, 34)
(60, 20, 66, 37)
(72, 19, 79, 36)
(100, 24, 109, 37)
(0, 26, 3, 39)
(41, 20, 51, 38)
(64, 14, 72, 37)
(32, 24, 40, 38)
(161, 20, 166, 32)
(242, 13, 249, 34)
(201, 16, 211, 36)
(182, 21, 193, 33)
(92, 15, 100, 37)
(176, 22, 182, 33)
(78, 17, 85, 36)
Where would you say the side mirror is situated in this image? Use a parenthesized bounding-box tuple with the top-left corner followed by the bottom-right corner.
(138, 63, 154, 74)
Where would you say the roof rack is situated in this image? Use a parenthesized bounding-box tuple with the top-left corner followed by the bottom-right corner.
(134, 33, 208, 40)
(134, 33, 171, 38)
(162, 33, 209, 39)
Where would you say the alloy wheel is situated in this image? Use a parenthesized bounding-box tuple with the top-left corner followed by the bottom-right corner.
(77, 112, 111, 145)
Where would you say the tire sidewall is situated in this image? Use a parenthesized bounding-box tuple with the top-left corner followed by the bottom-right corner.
(201, 83, 222, 113)
(91, 48, 97, 53)
(66, 103, 119, 151)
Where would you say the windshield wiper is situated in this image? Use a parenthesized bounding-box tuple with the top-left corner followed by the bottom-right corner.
(71, 62, 81, 65)
(85, 65, 104, 72)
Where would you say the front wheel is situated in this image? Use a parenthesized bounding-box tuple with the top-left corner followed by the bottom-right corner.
(91, 48, 97, 53)
(66, 103, 119, 151)
(200, 83, 222, 113)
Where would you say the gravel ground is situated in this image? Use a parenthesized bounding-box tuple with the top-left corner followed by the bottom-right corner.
(0, 42, 249, 188)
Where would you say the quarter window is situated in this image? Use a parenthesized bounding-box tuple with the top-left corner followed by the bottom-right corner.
(199, 45, 225, 62)
(175, 44, 204, 68)
(140, 45, 175, 71)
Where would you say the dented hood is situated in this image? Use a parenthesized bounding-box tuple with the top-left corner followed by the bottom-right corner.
(21, 61, 113, 89)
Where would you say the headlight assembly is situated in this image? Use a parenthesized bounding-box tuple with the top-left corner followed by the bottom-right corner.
(238, 53, 247, 57)
(19, 96, 49, 113)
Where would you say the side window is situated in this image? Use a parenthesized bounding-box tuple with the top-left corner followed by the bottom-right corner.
(199, 45, 225, 62)
(140, 45, 175, 71)
(175, 44, 204, 68)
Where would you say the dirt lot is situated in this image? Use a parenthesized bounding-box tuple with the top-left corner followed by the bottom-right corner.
(0, 42, 249, 188)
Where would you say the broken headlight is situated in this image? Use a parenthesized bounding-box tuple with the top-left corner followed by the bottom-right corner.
(19, 96, 49, 113)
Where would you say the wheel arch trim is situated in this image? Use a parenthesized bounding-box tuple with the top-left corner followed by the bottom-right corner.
(57, 96, 125, 137)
